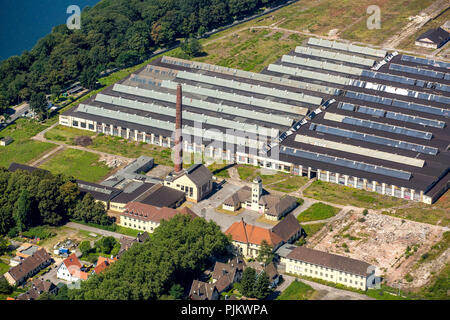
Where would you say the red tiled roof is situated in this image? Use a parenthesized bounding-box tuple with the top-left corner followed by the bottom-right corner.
(62, 253, 82, 271)
(94, 256, 117, 274)
(225, 220, 283, 247)
(122, 202, 180, 223)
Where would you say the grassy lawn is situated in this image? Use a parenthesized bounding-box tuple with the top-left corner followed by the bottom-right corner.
(303, 180, 408, 209)
(207, 162, 232, 178)
(297, 202, 340, 222)
(39, 148, 112, 183)
(302, 223, 326, 238)
(385, 190, 450, 227)
(0, 118, 56, 169)
(90, 135, 174, 166)
(269, 175, 309, 193)
(236, 165, 291, 185)
(276, 280, 315, 300)
(237, 164, 259, 181)
(0, 261, 9, 275)
(44, 125, 96, 144)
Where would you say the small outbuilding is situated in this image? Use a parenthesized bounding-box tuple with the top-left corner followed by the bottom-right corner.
(0, 136, 13, 146)
(415, 27, 450, 49)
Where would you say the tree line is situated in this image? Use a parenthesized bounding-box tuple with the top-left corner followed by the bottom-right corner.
(0, 167, 111, 237)
(0, 0, 283, 114)
(69, 214, 230, 300)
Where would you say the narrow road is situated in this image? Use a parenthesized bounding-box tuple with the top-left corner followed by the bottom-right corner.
(65, 222, 135, 240)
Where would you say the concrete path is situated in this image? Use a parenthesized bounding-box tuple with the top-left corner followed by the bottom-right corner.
(65, 222, 135, 240)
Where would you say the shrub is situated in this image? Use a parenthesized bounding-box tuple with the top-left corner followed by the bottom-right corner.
(421, 253, 429, 261)
(22, 226, 56, 240)
(405, 273, 413, 282)
(358, 217, 366, 223)
(362, 209, 369, 216)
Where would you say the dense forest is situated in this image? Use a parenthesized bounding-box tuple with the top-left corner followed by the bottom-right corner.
(0, 167, 111, 237)
(68, 214, 230, 299)
(0, 0, 283, 114)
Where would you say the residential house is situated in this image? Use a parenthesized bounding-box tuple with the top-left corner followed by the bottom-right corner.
(246, 261, 280, 289)
(56, 253, 90, 282)
(164, 164, 213, 202)
(93, 256, 117, 275)
(222, 177, 297, 220)
(15, 279, 57, 300)
(415, 27, 450, 49)
(4, 249, 52, 286)
(189, 280, 219, 300)
(276, 244, 375, 290)
(224, 218, 284, 258)
(211, 256, 246, 293)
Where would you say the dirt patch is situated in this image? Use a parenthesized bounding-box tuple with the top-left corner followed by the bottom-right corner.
(73, 136, 93, 146)
(307, 210, 448, 289)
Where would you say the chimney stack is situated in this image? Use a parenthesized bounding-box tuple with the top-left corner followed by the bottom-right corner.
(174, 84, 183, 173)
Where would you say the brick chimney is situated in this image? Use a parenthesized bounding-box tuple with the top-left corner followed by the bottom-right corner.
(174, 84, 183, 173)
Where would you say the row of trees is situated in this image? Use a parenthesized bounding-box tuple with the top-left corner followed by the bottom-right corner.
(69, 214, 230, 300)
(0, 167, 112, 237)
(0, 0, 283, 114)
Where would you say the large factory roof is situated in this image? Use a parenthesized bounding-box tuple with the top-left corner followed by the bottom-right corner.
(63, 38, 450, 197)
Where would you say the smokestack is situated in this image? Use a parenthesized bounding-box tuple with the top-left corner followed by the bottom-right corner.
(174, 84, 183, 173)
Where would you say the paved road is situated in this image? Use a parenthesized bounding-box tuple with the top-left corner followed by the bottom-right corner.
(65, 222, 135, 240)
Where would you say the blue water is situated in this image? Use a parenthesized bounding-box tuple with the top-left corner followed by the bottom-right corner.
(0, 0, 101, 61)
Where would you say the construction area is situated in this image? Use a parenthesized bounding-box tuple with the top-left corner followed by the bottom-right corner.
(307, 209, 449, 289)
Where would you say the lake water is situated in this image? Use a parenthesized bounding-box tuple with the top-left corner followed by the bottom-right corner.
(0, 0, 101, 61)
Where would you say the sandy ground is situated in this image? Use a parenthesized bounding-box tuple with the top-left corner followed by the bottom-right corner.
(307, 209, 449, 289)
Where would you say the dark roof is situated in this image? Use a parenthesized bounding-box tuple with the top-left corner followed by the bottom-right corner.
(265, 195, 298, 217)
(212, 256, 246, 292)
(137, 231, 150, 242)
(263, 262, 278, 281)
(189, 280, 218, 300)
(286, 246, 371, 277)
(7, 249, 51, 282)
(271, 214, 302, 242)
(76, 179, 122, 202)
(223, 186, 251, 206)
(135, 184, 185, 207)
(8, 163, 50, 174)
(16, 279, 56, 300)
(416, 27, 450, 45)
(185, 164, 213, 186)
(110, 182, 155, 204)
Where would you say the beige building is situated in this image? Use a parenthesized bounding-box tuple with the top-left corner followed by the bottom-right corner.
(277, 244, 375, 291)
(119, 201, 196, 233)
(222, 177, 298, 220)
(224, 219, 284, 258)
(164, 164, 213, 203)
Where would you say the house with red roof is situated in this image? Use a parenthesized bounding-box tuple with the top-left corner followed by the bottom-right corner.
(93, 256, 117, 275)
(56, 253, 90, 282)
(224, 218, 283, 258)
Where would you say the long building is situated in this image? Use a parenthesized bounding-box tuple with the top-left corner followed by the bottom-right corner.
(59, 38, 450, 204)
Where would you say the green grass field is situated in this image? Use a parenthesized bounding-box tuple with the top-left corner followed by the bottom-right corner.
(0, 261, 9, 275)
(207, 162, 231, 178)
(0, 119, 56, 169)
(39, 149, 112, 183)
(276, 280, 315, 300)
(44, 125, 96, 144)
(302, 223, 326, 238)
(303, 180, 408, 209)
(269, 176, 309, 193)
(297, 203, 340, 222)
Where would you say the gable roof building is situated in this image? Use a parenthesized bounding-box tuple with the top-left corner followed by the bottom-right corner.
(93, 256, 117, 275)
(119, 201, 194, 233)
(164, 164, 213, 202)
(212, 256, 246, 293)
(4, 248, 52, 286)
(415, 27, 450, 49)
(57, 253, 90, 282)
(15, 279, 57, 300)
(189, 280, 219, 300)
(271, 214, 304, 243)
(225, 219, 284, 258)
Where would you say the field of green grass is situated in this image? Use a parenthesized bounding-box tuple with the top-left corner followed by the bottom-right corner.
(303, 180, 408, 209)
(89, 135, 174, 166)
(268, 175, 309, 193)
(44, 125, 96, 144)
(207, 162, 231, 178)
(276, 280, 316, 300)
(0, 261, 9, 275)
(302, 223, 326, 238)
(0, 119, 56, 169)
(297, 202, 340, 222)
(39, 149, 112, 183)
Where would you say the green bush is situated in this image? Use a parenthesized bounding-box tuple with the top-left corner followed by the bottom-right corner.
(22, 226, 56, 240)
